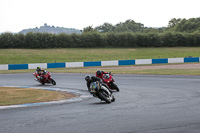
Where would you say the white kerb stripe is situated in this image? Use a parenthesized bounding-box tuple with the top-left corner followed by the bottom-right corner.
(0, 64, 8, 70)
(28, 63, 47, 69)
(66, 62, 83, 68)
(135, 59, 152, 65)
(101, 60, 118, 66)
(168, 58, 184, 63)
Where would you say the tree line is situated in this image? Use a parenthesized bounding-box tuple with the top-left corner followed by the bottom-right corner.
(1, 32, 200, 48)
(0, 17, 200, 48)
(167, 18, 200, 33)
(84, 17, 200, 33)
(83, 19, 165, 33)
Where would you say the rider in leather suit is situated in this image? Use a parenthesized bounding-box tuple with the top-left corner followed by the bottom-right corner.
(85, 75, 112, 94)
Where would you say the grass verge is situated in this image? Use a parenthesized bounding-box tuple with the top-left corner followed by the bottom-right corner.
(0, 87, 76, 106)
(1, 47, 200, 64)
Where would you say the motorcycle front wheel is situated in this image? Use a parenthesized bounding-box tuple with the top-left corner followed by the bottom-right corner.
(99, 89, 111, 103)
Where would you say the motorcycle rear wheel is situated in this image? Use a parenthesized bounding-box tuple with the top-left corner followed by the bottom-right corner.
(51, 79, 56, 85)
(112, 82, 119, 92)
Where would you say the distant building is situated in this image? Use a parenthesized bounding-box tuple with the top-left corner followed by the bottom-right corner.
(19, 23, 81, 34)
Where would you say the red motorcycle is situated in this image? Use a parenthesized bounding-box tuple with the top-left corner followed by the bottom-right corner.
(102, 73, 119, 92)
(33, 70, 56, 85)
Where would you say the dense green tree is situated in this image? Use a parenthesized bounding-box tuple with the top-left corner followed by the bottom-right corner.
(91, 19, 145, 33)
(13, 33, 25, 48)
(1, 32, 200, 48)
(167, 17, 200, 33)
(95, 23, 114, 33)
(83, 26, 98, 33)
(0, 32, 14, 48)
(168, 18, 182, 28)
(112, 19, 144, 32)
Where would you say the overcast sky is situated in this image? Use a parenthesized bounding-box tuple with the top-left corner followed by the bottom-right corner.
(0, 0, 200, 33)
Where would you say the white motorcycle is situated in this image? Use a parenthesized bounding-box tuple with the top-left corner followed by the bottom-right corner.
(89, 81, 115, 103)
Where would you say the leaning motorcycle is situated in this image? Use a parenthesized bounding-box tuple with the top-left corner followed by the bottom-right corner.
(33, 70, 56, 85)
(102, 73, 119, 92)
(89, 81, 115, 103)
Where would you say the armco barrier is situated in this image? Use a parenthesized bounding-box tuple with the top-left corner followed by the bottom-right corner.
(0, 57, 200, 70)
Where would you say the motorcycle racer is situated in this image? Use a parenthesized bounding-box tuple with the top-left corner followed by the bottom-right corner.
(85, 75, 102, 92)
(35, 67, 47, 81)
(85, 75, 115, 103)
(96, 69, 109, 79)
(33, 67, 56, 85)
(85, 75, 112, 94)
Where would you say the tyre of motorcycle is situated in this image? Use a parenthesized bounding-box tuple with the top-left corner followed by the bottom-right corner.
(39, 77, 45, 85)
(111, 95, 115, 102)
(111, 82, 119, 92)
(51, 79, 56, 85)
(98, 86, 112, 103)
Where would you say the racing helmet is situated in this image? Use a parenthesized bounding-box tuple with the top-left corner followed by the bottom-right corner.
(85, 75, 91, 82)
(96, 70, 101, 76)
(36, 67, 41, 71)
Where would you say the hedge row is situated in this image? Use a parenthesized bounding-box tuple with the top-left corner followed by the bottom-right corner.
(0, 32, 200, 48)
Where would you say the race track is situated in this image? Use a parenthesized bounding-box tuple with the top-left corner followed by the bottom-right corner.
(1, 73, 200, 133)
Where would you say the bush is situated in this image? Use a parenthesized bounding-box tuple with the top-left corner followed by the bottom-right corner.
(0, 32, 200, 48)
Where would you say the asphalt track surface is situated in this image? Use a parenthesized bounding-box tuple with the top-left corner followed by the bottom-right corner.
(1, 73, 200, 133)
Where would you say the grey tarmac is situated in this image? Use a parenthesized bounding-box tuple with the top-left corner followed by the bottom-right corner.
(0, 73, 200, 133)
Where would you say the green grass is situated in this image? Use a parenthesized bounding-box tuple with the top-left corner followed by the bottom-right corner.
(0, 87, 75, 106)
(1, 47, 200, 75)
(0, 47, 200, 64)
